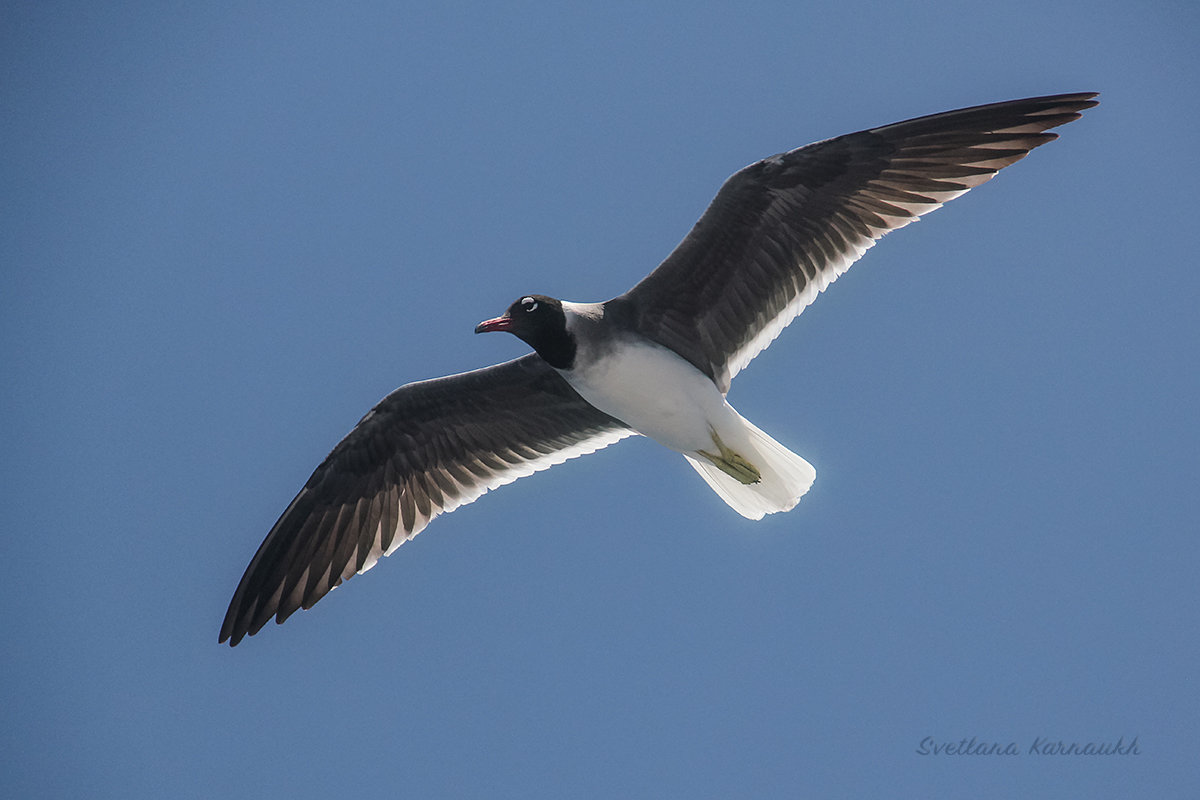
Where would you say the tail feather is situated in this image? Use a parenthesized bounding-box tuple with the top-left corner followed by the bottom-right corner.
(684, 416, 815, 520)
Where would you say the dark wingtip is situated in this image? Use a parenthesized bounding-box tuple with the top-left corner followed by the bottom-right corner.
(1053, 91, 1100, 112)
(219, 617, 246, 647)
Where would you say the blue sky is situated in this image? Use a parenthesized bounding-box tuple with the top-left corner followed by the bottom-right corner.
(3, 2, 1197, 797)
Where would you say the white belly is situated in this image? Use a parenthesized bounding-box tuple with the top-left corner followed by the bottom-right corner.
(559, 340, 737, 453)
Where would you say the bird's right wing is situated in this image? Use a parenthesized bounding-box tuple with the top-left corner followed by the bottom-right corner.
(220, 353, 633, 645)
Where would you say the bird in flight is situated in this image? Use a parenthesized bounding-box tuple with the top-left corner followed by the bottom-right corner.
(221, 92, 1097, 645)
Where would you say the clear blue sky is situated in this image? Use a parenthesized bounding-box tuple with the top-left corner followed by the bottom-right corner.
(4, 2, 1197, 797)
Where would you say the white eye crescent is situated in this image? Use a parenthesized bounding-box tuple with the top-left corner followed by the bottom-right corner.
(521, 296, 538, 312)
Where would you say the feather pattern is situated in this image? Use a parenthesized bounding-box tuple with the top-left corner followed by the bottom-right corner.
(620, 92, 1098, 392)
(220, 354, 632, 645)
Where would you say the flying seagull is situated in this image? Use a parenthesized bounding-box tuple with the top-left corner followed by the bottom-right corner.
(221, 92, 1097, 645)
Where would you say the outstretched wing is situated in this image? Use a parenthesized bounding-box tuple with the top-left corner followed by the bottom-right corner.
(620, 92, 1098, 392)
(221, 354, 632, 645)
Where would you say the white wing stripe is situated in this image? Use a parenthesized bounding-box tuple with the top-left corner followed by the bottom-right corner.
(352, 426, 636, 573)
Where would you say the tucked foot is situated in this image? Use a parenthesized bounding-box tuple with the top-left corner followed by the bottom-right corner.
(696, 427, 761, 485)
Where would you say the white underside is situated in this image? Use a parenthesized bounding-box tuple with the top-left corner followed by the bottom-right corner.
(683, 427, 814, 520)
(560, 334, 814, 519)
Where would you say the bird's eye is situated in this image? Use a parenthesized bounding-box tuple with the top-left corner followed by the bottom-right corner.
(521, 297, 538, 312)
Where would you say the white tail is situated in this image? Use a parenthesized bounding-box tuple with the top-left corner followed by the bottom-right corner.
(684, 415, 815, 520)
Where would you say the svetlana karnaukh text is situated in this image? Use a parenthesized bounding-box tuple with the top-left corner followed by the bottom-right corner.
(916, 736, 1140, 756)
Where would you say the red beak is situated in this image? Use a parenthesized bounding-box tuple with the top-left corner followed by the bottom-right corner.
(474, 315, 512, 334)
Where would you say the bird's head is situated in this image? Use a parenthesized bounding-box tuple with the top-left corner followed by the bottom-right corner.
(475, 294, 574, 369)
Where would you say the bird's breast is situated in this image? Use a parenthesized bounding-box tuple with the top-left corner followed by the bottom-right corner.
(559, 339, 733, 453)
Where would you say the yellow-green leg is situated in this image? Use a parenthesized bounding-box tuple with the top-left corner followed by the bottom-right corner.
(696, 427, 761, 485)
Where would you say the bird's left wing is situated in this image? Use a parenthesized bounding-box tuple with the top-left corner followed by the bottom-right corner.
(619, 92, 1098, 392)
(220, 353, 632, 645)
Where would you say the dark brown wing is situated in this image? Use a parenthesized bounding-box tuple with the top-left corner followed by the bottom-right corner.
(220, 354, 632, 645)
(620, 92, 1098, 392)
